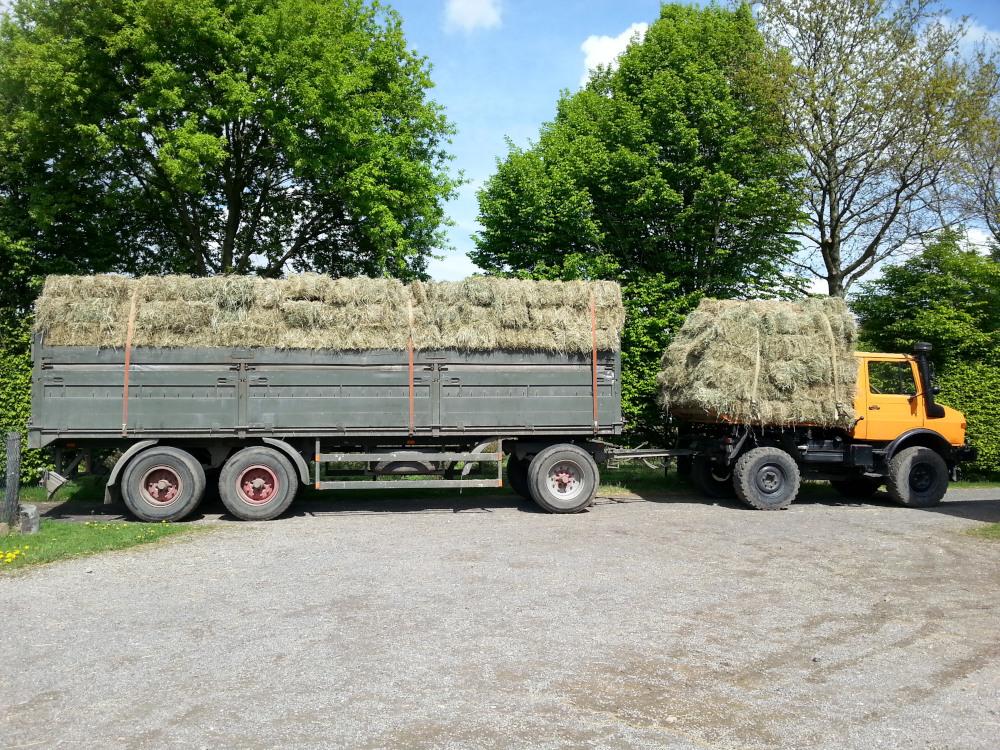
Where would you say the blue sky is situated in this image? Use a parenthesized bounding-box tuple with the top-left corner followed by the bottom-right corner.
(387, 0, 1000, 281)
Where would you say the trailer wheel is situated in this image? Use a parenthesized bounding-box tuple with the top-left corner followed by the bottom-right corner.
(527, 444, 598, 513)
(733, 447, 800, 510)
(506, 454, 531, 500)
(690, 456, 735, 499)
(830, 475, 883, 499)
(121, 446, 206, 522)
(218, 446, 298, 521)
(886, 446, 948, 507)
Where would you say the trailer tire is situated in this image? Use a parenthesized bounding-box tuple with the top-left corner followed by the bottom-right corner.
(506, 454, 531, 500)
(886, 446, 948, 507)
(830, 475, 883, 499)
(120, 446, 206, 522)
(527, 444, 598, 514)
(691, 456, 736, 499)
(219, 446, 298, 521)
(733, 447, 800, 511)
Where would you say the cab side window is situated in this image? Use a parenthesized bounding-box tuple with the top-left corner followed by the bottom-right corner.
(868, 361, 916, 396)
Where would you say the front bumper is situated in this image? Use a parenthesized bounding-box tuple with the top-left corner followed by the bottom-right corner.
(957, 444, 979, 463)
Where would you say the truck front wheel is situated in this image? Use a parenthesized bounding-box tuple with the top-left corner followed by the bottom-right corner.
(527, 444, 598, 513)
(219, 446, 298, 521)
(733, 447, 801, 511)
(886, 446, 948, 507)
(121, 446, 206, 522)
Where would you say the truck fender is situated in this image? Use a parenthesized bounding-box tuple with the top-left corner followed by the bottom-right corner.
(883, 429, 953, 463)
(105, 440, 160, 505)
(262, 438, 311, 486)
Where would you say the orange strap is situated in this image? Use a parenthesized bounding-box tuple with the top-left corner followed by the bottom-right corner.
(590, 294, 598, 433)
(407, 336, 415, 435)
(121, 288, 140, 436)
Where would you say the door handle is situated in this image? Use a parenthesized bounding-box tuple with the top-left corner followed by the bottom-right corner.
(868, 405, 880, 411)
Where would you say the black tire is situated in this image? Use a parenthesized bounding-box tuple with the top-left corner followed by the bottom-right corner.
(527, 444, 599, 514)
(120, 446, 206, 522)
(218, 446, 298, 521)
(830, 475, 883, 499)
(886, 446, 949, 507)
(506, 454, 531, 500)
(733, 447, 801, 511)
(690, 456, 736, 499)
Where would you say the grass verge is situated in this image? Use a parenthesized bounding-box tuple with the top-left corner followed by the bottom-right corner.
(1, 519, 191, 571)
(967, 522, 1000, 541)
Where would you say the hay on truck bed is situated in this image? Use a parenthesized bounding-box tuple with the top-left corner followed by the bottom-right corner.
(658, 297, 858, 429)
(34, 274, 625, 354)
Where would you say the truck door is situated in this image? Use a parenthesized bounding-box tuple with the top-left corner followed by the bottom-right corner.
(856, 358, 923, 442)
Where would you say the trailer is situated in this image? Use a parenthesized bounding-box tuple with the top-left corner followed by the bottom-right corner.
(30, 337, 623, 520)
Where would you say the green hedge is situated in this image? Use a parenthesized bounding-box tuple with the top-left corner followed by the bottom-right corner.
(0, 322, 49, 485)
(937, 361, 1000, 479)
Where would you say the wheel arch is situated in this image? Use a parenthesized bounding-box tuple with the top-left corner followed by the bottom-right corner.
(884, 429, 954, 464)
(261, 437, 310, 485)
(105, 439, 160, 504)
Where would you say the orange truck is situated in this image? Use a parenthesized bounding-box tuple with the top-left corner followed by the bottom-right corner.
(679, 343, 977, 510)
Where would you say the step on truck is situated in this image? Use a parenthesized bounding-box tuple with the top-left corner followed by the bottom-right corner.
(678, 344, 977, 510)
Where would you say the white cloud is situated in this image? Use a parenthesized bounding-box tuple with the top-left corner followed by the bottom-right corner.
(444, 0, 501, 34)
(580, 22, 648, 86)
(428, 251, 482, 281)
(937, 17, 1000, 58)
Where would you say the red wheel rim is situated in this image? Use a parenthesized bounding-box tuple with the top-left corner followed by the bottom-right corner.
(140, 466, 183, 506)
(237, 465, 280, 506)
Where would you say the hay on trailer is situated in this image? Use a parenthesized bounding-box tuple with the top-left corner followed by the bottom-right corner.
(34, 274, 624, 354)
(658, 297, 858, 428)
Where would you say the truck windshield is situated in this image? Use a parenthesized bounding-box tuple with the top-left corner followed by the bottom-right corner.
(868, 361, 917, 396)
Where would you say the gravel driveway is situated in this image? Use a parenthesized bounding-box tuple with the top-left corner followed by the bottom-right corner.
(2, 488, 999, 750)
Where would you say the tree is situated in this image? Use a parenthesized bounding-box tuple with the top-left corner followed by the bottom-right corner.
(0, 0, 456, 298)
(852, 230, 1000, 366)
(758, 0, 995, 296)
(953, 60, 1000, 247)
(472, 3, 805, 433)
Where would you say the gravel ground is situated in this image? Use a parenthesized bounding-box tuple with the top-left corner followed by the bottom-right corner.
(2, 487, 999, 750)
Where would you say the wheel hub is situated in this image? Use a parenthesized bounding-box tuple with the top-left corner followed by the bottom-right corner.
(140, 466, 182, 506)
(237, 465, 279, 505)
(547, 462, 584, 501)
(755, 464, 784, 495)
(909, 463, 934, 492)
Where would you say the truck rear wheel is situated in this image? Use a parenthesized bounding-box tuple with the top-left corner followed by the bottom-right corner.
(886, 446, 948, 507)
(691, 456, 735, 499)
(506, 454, 531, 500)
(219, 446, 298, 521)
(527, 444, 598, 513)
(733, 447, 800, 510)
(121, 446, 206, 522)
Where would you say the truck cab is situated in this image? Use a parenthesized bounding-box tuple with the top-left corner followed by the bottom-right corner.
(853, 350, 967, 447)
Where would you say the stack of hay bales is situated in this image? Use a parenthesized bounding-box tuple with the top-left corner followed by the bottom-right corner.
(34, 274, 624, 354)
(658, 297, 858, 428)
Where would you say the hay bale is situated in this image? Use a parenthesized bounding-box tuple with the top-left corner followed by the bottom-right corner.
(658, 297, 858, 428)
(34, 274, 624, 354)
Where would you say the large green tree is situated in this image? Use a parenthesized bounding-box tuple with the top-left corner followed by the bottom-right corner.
(0, 0, 456, 309)
(472, 3, 804, 433)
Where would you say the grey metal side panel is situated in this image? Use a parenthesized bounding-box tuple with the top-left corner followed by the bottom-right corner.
(30, 338, 623, 444)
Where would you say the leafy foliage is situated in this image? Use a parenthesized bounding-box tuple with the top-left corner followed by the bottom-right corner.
(852, 231, 1000, 368)
(0, 0, 457, 293)
(0, 319, 48, 484)
(936, 363, 1000, 478)
(472, 3, 805, 433)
